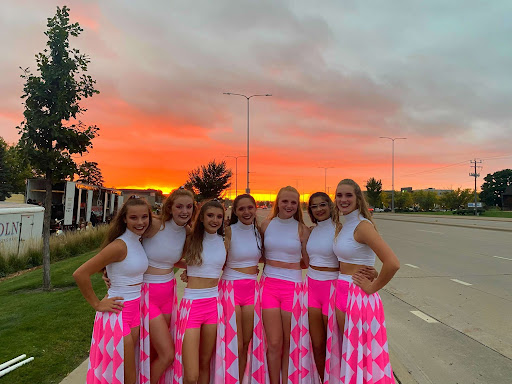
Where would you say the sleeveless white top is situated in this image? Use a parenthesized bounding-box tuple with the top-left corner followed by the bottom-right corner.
(106, 229, 148, 301)
(306, 219, 339, 268)
(226, 221, 262, 268)
(264, 217, 301, 263)
(187, 232, 226, 279)
(333, 210, 376, 266)
(143, 219, 186, 269)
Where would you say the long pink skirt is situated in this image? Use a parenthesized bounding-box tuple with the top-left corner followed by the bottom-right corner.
(218, 279, 260, 384)
(322, 280, 342, 384)
(87, 297, 150, 383)
(173, 295, 224, 384)
(251, 276, 320, 384)
(139, 281, 179, 384)
(340, 284, 394, 384)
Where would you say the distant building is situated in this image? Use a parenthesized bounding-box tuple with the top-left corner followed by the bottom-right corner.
(401, 187, 413, 193)
(119, 189, 165, 207)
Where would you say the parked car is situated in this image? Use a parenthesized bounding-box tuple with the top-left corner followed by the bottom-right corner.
(374, 207, 384, 212)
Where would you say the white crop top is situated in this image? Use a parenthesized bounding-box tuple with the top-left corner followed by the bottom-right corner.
(143, 219, 186, 269)
(264, 217, 301, 263)
(333, 210, 376, 266)
(226, 221, 262, 268)
(106, 229, 148, 294)
(306, 219, 339, 268)
(187, 232, 226, 279)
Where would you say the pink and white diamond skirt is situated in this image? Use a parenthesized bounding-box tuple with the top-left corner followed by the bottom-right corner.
(249, 276, 321, 384)
(139, 280, 178, 384)
(173, 292, 224, 384)
(87, 295, 149, 384)
(340, 283, 395, 384)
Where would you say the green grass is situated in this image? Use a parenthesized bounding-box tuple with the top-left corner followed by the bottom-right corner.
(0, 250, 106, 384)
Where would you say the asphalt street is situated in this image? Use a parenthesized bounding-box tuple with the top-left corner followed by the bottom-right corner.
(374, 215, 512, 383)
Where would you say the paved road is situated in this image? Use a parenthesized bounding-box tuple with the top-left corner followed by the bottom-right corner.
(375, 212, 512, 231)
(374, 217, 512, 383)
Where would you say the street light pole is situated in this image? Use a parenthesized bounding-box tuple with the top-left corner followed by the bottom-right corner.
(226, 155, 246, 198)
(318, 167, 334, 192)
(379, 137, 407, 212)
(223, 92, 272, 194)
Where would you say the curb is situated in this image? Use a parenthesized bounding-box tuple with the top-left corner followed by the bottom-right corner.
(390, 350, 417, 384)
(374, 216, 512, 233)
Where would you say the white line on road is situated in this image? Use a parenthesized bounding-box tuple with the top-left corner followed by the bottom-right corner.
(493, 255, 512, 261)
(405, 263, 420, 269)
(451, 279, 472, 286)
(417, 229, 443, 234)
(410, 311, 439, 323)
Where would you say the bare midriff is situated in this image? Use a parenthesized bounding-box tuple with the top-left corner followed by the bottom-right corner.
(310, 265, 339, 272)
(145, 266, 174, 275)
(266, 259, 301, 270)
(339, 262, 367, 275)
(231, 266, 259, 275)
(187, 276, 220, 289)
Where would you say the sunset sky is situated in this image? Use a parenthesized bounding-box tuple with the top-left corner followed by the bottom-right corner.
(1, 1, 511, 200)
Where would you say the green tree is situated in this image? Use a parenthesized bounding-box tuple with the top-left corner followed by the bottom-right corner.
(380, 191, 391, 209)
(365, 177, 382, 208)
(413, 190, 438, 211)
(78, 161, 104, 186)
(394, 191, 413, 210)
(17, 6, 99, 289)
(479, 169, 512, 208)
(439, 188, 473, 210)
(5, 141, 35, 193)
(0, 139, 13, 201)
(185, 160, 232, 201)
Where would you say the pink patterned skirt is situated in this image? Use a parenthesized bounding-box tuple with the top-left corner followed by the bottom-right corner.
(340, 283, 395, 384)
(87, 295, 150, 384)
(249, 276, 320, 384)
(139, 280, 179, 384)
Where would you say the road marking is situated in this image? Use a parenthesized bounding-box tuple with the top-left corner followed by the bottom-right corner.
(405, 263, 420, 269)
(451, 279, 472, 286)
(493, 255, 512, 261)
(410, 311, 439, 323)
(417, 229, 443, 234)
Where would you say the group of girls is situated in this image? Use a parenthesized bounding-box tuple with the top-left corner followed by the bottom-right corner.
(73, 178, 400, 384)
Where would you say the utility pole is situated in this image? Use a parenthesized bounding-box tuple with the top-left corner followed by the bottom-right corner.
(318, 167, 334, 193)
(469, 159, 482, 216)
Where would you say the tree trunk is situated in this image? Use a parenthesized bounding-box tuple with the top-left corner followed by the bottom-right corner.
(42, 174, 53, 290)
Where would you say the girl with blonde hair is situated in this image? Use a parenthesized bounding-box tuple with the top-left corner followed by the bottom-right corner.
(333, 179, 400, 383)
(257, 186, 316, 384)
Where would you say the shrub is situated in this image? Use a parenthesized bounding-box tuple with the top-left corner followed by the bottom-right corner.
(0, 225, 108, 277)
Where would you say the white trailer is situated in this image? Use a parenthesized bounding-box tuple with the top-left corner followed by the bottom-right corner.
(0, 202, 44, 254)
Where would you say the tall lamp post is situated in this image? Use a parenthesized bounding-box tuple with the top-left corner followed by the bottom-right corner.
(223, 92, 272, 193)
(318, 167, 334, 193)
(226, 155, 246, 198)
(379, 137, 407, 212)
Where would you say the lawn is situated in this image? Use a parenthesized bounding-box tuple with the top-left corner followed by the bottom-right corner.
(0, 250, 105, 384)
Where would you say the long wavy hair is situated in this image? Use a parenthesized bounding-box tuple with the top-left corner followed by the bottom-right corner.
(269, 186, 304, 224)
(229, 194, 263, 255)
(102, 197, 153, 248)
(333, 179, 375, 237)
(185, 199, 225, 266)
(160, 187, 196, 228)
(307, 192, 335, 224)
